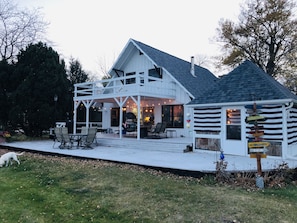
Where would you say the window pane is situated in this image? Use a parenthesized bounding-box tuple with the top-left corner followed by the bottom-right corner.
(162, 106, 172, 126)
(173, 105, 183, 127)
(148, 68, 162, 78)
(126, 72, 135, 84)
(148, 68, 162, 81)
(226, 109, 241, 140)
(111, 108, 119, 126)
(162, 105, 184, 128)
(143, 107, 154, 127)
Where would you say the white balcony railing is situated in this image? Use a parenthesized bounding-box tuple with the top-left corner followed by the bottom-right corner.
(74, 73, 176, 99)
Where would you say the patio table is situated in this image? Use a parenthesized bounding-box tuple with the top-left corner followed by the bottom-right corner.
(69, 133, 87, 147)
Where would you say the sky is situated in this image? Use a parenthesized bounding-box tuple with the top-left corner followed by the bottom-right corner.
(18, 0, 243, 78)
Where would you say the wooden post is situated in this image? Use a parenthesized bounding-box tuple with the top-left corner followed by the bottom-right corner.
(256, 153, 262, 176)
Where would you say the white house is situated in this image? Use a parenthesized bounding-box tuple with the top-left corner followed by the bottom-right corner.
(187, 61, 297, 159)
(73, 39, 217, 139)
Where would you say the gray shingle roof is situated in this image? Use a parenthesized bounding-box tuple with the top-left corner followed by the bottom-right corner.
(189, 60, 297, 105)
(131, 39, 218, 98)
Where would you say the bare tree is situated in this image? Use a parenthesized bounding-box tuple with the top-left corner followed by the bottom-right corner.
(216, 0, 297, 78)
(97, 53, 119, 79)
(194, 54, 211, 67)
(0, 0, 48, 62)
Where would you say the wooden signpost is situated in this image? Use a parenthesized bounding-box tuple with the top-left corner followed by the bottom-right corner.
(248, 141, 270, 148)
(245, 102, 270, 179)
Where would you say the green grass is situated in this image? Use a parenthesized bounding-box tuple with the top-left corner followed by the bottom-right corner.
(0, 153, 297, 223)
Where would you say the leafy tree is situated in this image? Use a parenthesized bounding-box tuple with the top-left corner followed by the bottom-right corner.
(0, 0, 47, 62)
(216, 0, 297, 78)
(9, 42, 72, 136)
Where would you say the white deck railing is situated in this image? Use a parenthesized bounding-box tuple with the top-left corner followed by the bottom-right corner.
(74, 73, 176, 99)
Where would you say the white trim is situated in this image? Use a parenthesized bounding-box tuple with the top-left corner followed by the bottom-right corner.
(282, 104, 288, 159)
(187, 99, 296, 108)
(82, 99, 94, 129)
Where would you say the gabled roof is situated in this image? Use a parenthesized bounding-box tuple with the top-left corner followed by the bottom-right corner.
(189, 60, 297, 105)
(111, 39, 218, 98)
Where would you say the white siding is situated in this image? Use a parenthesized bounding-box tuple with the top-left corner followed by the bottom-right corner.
(123, 51, 153, 75)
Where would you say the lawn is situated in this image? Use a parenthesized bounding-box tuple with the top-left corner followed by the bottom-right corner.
(0, 152, 296, 223)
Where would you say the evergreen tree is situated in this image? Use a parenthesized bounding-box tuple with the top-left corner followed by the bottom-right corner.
(10, 42, 72, 136)
(68, 57, 89, 85)
(0, 60, 13, 128)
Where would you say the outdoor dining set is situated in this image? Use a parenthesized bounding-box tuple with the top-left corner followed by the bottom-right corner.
(53, 127, 97, 149)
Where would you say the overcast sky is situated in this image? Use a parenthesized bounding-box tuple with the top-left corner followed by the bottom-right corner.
(19, 0, 243, 78)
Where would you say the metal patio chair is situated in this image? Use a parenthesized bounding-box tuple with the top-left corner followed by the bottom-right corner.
(61, 127, 74, 149)
(150, 122, 167, 138)
(81, 127, 97, 149)
(53, 127, 63, 148)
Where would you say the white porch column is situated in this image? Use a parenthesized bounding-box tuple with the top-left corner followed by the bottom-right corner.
(137, 95, 141, 140)
(73, 100, 81, 134)
(82, 100, 94, 128)
(119, 99, 123, 139)
(114, 97, 129, 139)
(130, 95, 141, 140)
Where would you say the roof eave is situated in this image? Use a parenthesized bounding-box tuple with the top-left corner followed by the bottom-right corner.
(186, 98, 297, 108)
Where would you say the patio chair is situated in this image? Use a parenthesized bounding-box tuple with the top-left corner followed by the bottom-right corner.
(76, 126, 88, 145)
(81, 127, 97, 149)
(150, 122, 167, 138)
(61, 127, 74, 149)
(151, 123, 162, 135)
(158, 122, 167, 137)
(81, 126, 88, 134)
(53, 127, 63, 148)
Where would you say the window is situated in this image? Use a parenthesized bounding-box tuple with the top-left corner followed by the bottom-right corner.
(111, 108, 119, 126)
(139, 72, 144, 84)
(226, 109, 241, 140)
(143, 107, 154, 126)
(90, 108, 102, 122)
(110, 108, 127, 127)
(148, 67, 162, 81)
(162, 105, 184, 128)
(125, 72, 135, 84)
(77, 103, 102, 122)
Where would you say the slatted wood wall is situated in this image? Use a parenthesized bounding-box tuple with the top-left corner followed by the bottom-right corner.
(193, 104, 297, 156)
(246, 105, 284, 142)
(287, 106, 297, 145)
(193, 107, 221, 134)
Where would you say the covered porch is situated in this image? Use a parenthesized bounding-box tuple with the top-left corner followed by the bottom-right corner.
(73, 75, 184, 140)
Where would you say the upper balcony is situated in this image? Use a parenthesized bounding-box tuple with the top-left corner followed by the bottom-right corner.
(74, 73, 176, 101)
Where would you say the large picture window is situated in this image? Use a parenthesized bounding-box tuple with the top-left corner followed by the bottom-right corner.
(162, 105, 184, 128)
(226, 109, 241, 140)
